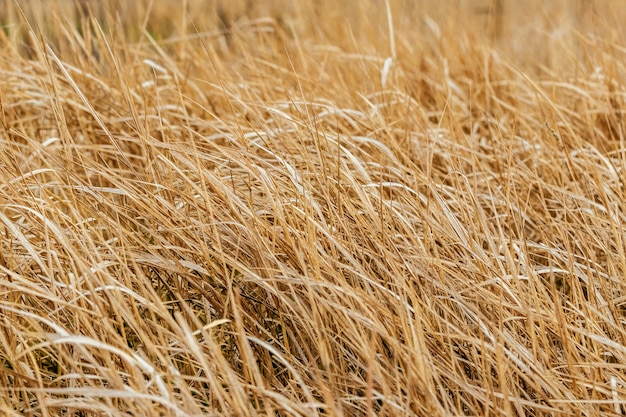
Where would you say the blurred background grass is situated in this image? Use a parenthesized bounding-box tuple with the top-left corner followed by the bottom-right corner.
(0, 0, 624, 74)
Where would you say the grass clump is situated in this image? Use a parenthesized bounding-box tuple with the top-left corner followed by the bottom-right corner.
(2, 0, 626, 415)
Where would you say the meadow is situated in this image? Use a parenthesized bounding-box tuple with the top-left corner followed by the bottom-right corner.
(1, 0, 626, 415)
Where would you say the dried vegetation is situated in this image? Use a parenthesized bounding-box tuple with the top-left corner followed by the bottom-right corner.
(1, 0, 626, 415)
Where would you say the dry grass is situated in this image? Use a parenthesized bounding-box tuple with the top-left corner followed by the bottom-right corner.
(1, 0, 626, 415)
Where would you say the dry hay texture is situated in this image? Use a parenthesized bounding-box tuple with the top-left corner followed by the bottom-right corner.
(1, 0, 626, 416)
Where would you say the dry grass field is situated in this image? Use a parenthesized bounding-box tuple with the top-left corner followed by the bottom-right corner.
(2, 0, 626, 415)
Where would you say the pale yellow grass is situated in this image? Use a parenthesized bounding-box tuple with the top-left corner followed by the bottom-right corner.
(1, 0, 626, 416)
